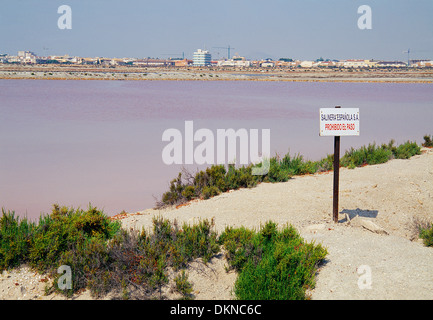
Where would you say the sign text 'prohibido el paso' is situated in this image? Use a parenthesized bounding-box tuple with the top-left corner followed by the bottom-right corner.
(320, 108, 360, 137)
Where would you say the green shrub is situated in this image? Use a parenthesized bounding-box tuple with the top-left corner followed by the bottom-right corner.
(119, 217, 219, 299)
(225, 165, 259, 190)
(202, 185, 221, 200)
(89, 217, 220, 299)
(341, 146, 366, 167)
(1, 211, 220, 299)
(150, 255, 168, 299)
(0, 204, 121, 294)
(316, 154, 334, 172)
(181, 185, 197, 201)
(394, 141, 421, 159)
(28, 204, 120, 271)
(161, 173, 185, 205)
(367, 146, 393, 165)
(219, 222, 327, 300)
(56, 236, 111, 297)
(265, 158, 292, 182)
(218, 226, 258, 272)
(174, 270, 194, 300)
(205, 165, 227, 191)
(340, 140, 420, 168)
(159, 163, 262, 207)
(0, 209, 36, 272)
(419, 223, 433, 247)
(173, 218, 220, 266)
(280, 153, 317, 175)
(422, 135, 433, 148)
(341, 143, 392, 167)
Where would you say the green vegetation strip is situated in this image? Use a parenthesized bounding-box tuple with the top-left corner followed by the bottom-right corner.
(1, 206, 327, 300)
(159, 139, 425, 207)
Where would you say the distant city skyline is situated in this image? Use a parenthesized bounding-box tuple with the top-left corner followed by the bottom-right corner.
(1, 0, 432, 61)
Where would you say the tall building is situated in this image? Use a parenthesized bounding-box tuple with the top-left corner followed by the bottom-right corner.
(17, 51, 37, 63)
(193, 49, 211, 66)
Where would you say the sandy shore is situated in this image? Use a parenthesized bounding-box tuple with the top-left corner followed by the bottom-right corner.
(1, 66, 432, 83)
(1, 148, 432, 300)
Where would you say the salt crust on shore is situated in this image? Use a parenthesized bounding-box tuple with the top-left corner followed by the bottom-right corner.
(1, 68, 432, 83)
(1, 148, 432, 300)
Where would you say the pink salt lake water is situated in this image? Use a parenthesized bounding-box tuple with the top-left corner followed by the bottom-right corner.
(0, 80, 432, 219)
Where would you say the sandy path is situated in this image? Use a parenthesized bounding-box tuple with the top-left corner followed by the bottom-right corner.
(303, 225, 433, 299)
(123, 148, 433, 238)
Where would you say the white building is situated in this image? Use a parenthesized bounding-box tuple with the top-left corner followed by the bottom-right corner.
(315, 60, 337, 67)
(17, 51, 37, 63)
(193, 49, 212, 66)
(217, 56, 251, 67)
(338, 59, 369, 68)
(413, 60, 433, 67)
(300, 60, 314, 68)
(260, 61, 275, 68)
(376, 61, 407, 68)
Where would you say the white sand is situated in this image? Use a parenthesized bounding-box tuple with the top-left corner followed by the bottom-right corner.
(1, 148, 432, 300)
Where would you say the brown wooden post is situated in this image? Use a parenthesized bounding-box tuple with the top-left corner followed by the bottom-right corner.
(333, 106, 341, 223)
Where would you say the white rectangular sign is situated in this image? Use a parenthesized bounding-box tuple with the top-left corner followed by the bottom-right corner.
(320, 108, 360, 136)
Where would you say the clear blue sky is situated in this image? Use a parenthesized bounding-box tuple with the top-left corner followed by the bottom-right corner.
(1, 0, 432, 61)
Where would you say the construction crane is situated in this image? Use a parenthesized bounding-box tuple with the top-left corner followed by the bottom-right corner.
(212, 45, 235, 59)
(161, 52, 185, 60)
(402, 49, 433, 66)
(402, 48, 410, 66)
(42, 46, 49, 57)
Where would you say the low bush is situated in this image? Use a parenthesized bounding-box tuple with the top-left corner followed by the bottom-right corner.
(0, 209, 36, 272)
(394, 141, 421, 159)
(202, 185, 221, 200)
(422, 135, 433, 148)
(174, 270, 194, 300)
(29, 204, 121, 272)
(57, 235, 112, 297)
(262, 157, 292, 183)
(67, 216, 220, 299)
(340, 140, 420, 168)
(418, 222, 433, 247)
(219, 221, 327, 300)
(280, 153, 318, 176)
(341, 143, 392, 167)
(0, 206, 221, 299)
(158, 165, 263, 207)
(316, 154, 334, 172)
(1, 204, 122, 296)
(0, 205, 120, 274)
